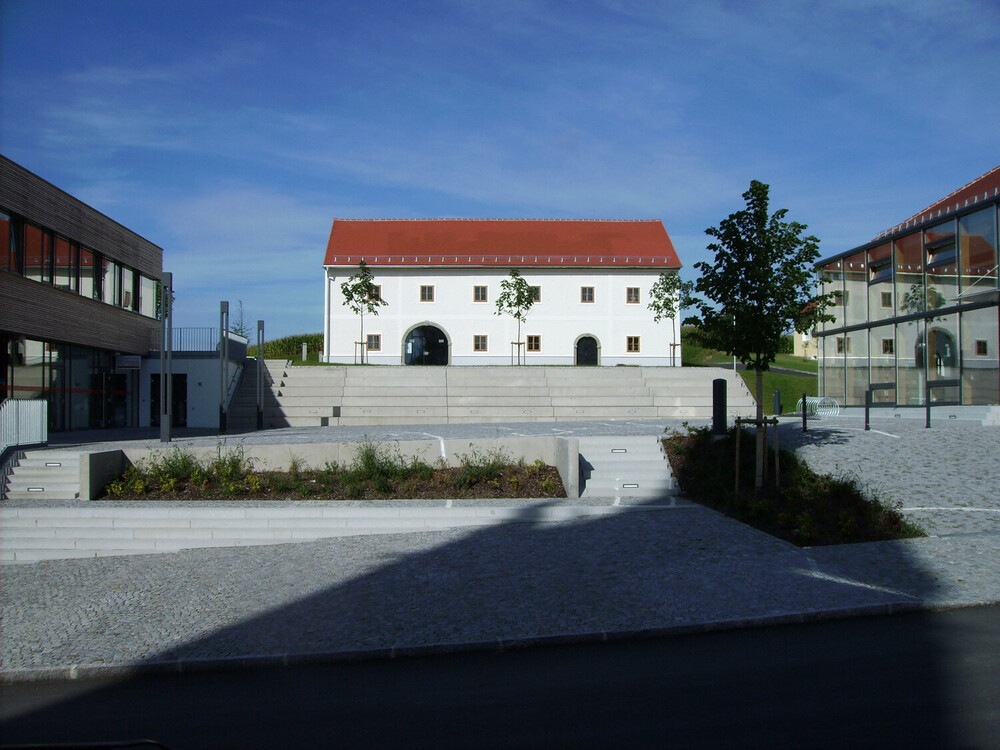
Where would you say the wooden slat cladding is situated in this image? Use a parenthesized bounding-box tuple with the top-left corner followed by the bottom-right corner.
(0, 156, 163, 277)
(1, 272, 157, 354)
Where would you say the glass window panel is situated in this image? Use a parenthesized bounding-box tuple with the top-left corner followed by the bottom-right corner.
(845, 329, 869, 406)
(821, 336, 845, 403)
(896, 318, 925, 405)
(895, 233, 924, 316)
(0, 212, 11, 272)
(820, 260, 845, 330)
(924, 220, 956, 267)
(959, 207, 998, 298)
(926, 313, 959, 383)
(23, 223, 46, 282)
(842, 252, 867, 327)
(961, 306, 999, 405)
(54, 237, 76, 291)
(925, 258, 959, 309)
(101, 257, 119, 305)
(120, 266, 135, 310)
(139, 275, 158, 318)
(79, 248, 96, 298)
(869, 324, 896, 404)
(867, 243, 894, 322)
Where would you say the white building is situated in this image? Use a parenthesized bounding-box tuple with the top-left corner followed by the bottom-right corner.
(322, 219, 683, 367)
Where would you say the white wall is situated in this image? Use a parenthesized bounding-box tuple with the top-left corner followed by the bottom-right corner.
(139, 356, 223, 429)
(323, 266, 681, 366)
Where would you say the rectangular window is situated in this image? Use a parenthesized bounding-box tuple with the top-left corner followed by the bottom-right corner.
(627, 336, 641, 352)
(368, 285, 381, 301)
(474, 285, 488, 302)
(881, 291, 892, 308)
(836, 336, 851, 354)
(0, 211, 11, 273)
(474, 335, 488, 351)
(79, 248, 96, 298)
(366, 334, 381, 352)
(882, 338, 894, 355)
(581, 286, 594, 303)
(976, 340, 988, 356)
(420, 285, 434, 302)
(529, 286, 541, 302)
(23, 223, 47, 283)
(139, 275, 158, 318)
(626, 287, 640, 304)
(120, 266, 135, 310)
(54, 237, 76, 291)
(526, 335, 541, 352)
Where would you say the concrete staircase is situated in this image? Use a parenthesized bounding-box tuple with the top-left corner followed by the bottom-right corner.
(578, 436, 677, 499)
(3, 451, 81, 501)
(228, 363, 755, 430)
(0, 503, 684, 563)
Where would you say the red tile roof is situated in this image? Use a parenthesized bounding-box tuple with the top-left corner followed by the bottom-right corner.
(876, 165, 1000, 239)
(324, 219, 681, 268)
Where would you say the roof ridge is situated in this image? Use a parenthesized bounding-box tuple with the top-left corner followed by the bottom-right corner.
(908, 164, 1000, 219)
(330, 218, 661, 223)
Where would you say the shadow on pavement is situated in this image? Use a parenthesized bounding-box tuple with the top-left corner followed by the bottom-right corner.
(1, 480, 973, 747)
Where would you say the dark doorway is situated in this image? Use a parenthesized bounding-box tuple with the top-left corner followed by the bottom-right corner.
(150, 373, 188, 427)
(404, 325, 449, 365)
(576, 336, 598, 366)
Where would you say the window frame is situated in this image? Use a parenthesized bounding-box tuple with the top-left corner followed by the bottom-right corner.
(473, 285, 488, 302)
(368, 285, 382, 302)
(526, 335, 541, 352)
(627, 336, 641, 353)
(529, 286, 541, 303)
(473, 334, 488, 352)
(366, 333, 381, 352)
(626, 287, 640, 304)
(419, 285, 435, 302)
(580, 286, 594, 303)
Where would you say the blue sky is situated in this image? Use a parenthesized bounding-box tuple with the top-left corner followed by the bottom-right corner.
(2, 0, 998, 338)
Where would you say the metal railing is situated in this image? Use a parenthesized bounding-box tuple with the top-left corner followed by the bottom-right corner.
(1, 398, 48, 454)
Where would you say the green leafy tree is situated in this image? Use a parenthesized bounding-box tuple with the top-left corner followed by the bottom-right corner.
(230, 300, 250, 339)
(691, 180, 832, 489)
(494, 269, 535, 364)
(647, 272, 694, 366)
(340, 261, 387, 363)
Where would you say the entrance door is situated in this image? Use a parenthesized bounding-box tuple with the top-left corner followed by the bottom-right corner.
(405, 325, 449, 365)
(576, 336, 598, 365)
(150, 373, 188, 427)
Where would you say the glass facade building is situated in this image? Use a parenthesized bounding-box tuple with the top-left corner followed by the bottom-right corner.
(817, 168, 999, 407)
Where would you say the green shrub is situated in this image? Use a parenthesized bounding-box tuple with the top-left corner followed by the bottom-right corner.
(452, 446, 510, 489)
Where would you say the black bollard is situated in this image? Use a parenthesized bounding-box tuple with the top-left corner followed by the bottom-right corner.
(712, 379, 727, 435)
(773, 389, 782, 416)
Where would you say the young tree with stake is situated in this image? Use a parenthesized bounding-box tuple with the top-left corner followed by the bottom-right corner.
(690, 180, 832, 489)
(340, 261, 387, 364)
(647, 272, 694, 366)
(494, 269, 535, 365)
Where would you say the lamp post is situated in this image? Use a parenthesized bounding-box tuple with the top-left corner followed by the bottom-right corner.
(219, 301, 229, 434)
(256, 320, 264, 430)
(159, 272, 172, 443)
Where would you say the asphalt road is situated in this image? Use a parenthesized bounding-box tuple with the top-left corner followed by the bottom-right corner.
(3, 605, 1000, 749)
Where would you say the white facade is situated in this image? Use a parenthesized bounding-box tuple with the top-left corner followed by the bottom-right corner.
(323, 266, 682, 366)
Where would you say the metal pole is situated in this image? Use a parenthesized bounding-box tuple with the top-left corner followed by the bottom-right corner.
(219, 301, 229, 434)
(159, 272, 172, 443)
(865, 388, 871, 431)
(925, 382, 931, 428)
(801, 391, 807, 432)
(256, 320, 264, 430)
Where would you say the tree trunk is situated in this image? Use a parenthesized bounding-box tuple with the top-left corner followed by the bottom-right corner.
(360, 314, 365, 364)
(755, 368, 765, 489)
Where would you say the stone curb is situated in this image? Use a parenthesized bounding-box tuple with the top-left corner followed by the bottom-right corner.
(0, 600, 959, 685)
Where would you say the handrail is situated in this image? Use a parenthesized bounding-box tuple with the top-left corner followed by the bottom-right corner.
(1, 399, 48, 455)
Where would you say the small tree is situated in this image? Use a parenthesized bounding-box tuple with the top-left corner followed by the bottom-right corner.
(340, 261, 387, 363)
(691, 180, 832, 489)
(494, 269, 534, 364)
(647, 272, 694, 366)
(230, 300, 250, 338)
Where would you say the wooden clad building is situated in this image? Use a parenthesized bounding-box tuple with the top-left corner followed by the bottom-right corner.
(1, 155, 164, 431)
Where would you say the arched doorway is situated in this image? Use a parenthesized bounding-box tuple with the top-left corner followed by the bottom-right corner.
(575, 335, 599, 366)
(404, 324, 450, 365)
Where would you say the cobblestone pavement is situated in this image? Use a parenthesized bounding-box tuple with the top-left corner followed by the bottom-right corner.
(2, 418, 998, 681)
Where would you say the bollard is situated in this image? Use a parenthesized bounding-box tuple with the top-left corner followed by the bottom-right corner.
(301, 342, 307, 362)
(801, 391, 807, 432)
(773, 389, 781, 416)
(712, 379, 727, 435)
